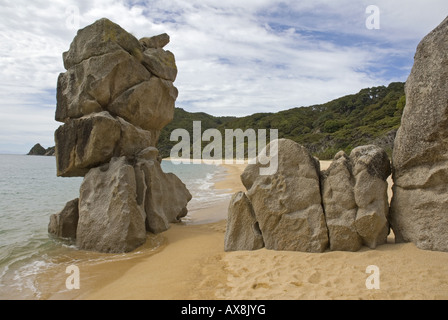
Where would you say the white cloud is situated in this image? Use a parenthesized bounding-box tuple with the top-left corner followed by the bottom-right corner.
(0, 0, 447, 153)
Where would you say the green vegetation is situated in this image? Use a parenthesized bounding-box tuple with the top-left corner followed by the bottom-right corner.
(158, 82, 405, 160)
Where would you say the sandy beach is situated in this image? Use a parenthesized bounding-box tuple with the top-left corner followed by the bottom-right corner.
(42, 161, 448, 300)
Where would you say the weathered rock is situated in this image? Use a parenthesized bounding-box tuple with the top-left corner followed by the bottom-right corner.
(321, 151, 362, 251)
(116, 117, 155, 152)
(52, 18, 189, 254)
(56, 50, 151, 123)
(241, 139, 328, 252)
(77, 157, 146, 253)
(63, 18, 142, 70)
(55, 112, 155, 177)
(140, 33, 170, 49)
(141, 48, 177, 81)
(225, 192, 264, 252)
(108, 77, 177, 132)
(350, 145, 390, 249)
(55, 112, 121, 177)
(134, 147, 192, 234)
(48, 198, 79, 239)
(390, 17, 448, 251)
(321, 147, 391, 251)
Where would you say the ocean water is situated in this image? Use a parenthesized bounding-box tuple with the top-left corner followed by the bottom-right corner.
(0, 154, 230, 299)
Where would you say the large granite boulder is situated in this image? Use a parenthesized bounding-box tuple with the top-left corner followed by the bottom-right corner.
(107, 77, 177, 132)
(141, 48, 178, 81)
(350, 145, 390, 248)
(241, 139, 328, 252)
(225, 192, 264, 252)
(62, 18, 142, 70)
(77, 157, 147, 253)
(54, 111, 157, 177)
(76, 152, 192, 253)
(390, 17, 448, 252)
(56, 50, 151, 122)
(321, 146, 390, 251)
(55, 111, 121, 177)
(134, 147, 192, 234)
(321, 152, 362, 251)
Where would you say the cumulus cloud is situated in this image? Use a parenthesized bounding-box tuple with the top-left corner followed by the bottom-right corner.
(0, 0, 447, 153)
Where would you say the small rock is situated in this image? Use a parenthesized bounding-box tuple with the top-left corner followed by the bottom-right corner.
(48, 198, 79, 240)
(225, 192, 264, 252)
(139, 33, 170, 49)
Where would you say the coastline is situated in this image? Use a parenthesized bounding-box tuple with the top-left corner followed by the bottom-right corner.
(40, 160, 448, 300)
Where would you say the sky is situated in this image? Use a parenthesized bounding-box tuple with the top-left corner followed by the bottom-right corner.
(0, 0, 447, 154)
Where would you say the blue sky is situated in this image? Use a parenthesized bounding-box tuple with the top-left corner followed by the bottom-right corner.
(0, 0, 447, 154)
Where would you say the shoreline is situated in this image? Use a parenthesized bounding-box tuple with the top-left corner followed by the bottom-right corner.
(40, 161, 242, 300)
(37, 160, 448, 300)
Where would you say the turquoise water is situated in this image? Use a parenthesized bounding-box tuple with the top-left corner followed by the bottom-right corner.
(0, 155, 230, 299)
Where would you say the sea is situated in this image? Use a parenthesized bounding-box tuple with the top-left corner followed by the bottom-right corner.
(0, 154, 231, 299)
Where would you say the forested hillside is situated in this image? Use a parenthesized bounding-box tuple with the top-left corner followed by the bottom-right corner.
(158, 82, 405, 160)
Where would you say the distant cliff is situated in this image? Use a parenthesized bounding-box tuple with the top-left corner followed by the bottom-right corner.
(27, 143, 55, 156)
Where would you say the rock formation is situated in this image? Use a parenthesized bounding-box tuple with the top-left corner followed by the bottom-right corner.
(48, 18, 191, 253)
(225, 139, 391, 253)
(321, 151, 361, 251)
(27, 143, 55, 156)
(322, 146, 390, 251)
(227, 139, 329, 252)
(350, 145, 390, 248)
(390, 16, 448, 252)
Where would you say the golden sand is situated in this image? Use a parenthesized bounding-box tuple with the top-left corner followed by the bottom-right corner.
(42, 161, 448, 300)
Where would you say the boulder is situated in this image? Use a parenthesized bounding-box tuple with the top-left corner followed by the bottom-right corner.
(48, 198, 79, 239)
(141, 48, 178, 81)
(56, 50, 151, 123)
(77, 157, 146, 253)
(225, 192, 264, 252)
(321, 151, 362, 251)
(134, 147, 192, 233)
(139, 33, 170, 49)
(108, 77, 177, 132)
(350, 145, 390, 248)
(390, 17, 448, 251)
(241, 139, 328, 252)
(55, 112, 121, 177)
(63, 18, 142, 70)
(55, 112, 154, 177)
